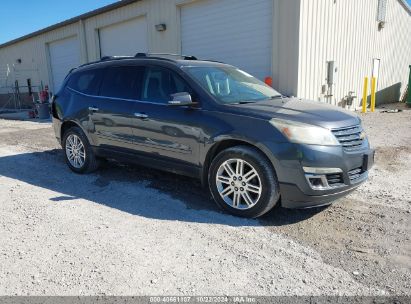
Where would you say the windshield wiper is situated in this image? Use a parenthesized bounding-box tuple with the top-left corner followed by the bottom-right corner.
(232, 96, 283, 104)
(233, 101, 258, 105)
(269, 95, 283, 100)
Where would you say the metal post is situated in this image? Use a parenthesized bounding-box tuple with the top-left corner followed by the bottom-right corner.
(407, 65, 411, 106)
(362, 77, 368, 113)
(371, 77, 377, 112)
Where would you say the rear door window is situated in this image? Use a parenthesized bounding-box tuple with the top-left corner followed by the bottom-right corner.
(100, 66, 144, 100)
(67, 69, 103, 95)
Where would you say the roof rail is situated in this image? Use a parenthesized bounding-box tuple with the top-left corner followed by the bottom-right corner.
(134, 53, 198, 60)
(202, 59, 225, 64)
(77, 53, 199, 69)
(101, 55, 134, 61)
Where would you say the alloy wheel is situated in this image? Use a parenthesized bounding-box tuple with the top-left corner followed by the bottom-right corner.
(65, 134, 86, 169)
(216, 158, 262, 210)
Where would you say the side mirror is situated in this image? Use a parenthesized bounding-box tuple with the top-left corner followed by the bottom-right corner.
(168, 92, 197, 107)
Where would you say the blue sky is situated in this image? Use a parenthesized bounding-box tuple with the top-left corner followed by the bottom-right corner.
(0, 0, 117, 44)
(1, 0, 411, 45)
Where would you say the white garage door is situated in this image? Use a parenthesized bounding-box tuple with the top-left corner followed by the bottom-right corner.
(49, 36, 80, 92)
(99, 17, 148, 58)
(181, 0, 272, 80)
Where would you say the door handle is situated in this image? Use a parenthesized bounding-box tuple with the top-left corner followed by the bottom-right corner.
(134, 112, 149, 119)
(88, 106, 99, 112)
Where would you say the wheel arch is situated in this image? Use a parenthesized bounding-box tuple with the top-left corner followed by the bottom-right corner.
(60, 120, 94, 146)
(201, 137, 277, 187)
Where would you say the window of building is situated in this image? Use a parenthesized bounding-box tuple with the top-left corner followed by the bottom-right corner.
(377, 0, 388, 22)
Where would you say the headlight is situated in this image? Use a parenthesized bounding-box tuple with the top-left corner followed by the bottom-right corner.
(269, 118, 340, 146)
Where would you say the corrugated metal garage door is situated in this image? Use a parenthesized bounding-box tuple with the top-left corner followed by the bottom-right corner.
(99, 17, 148, 58)
(49, 36, 80, 92)
(181, 0, 272, 80)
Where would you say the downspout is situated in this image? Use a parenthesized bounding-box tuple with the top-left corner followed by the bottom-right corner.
(79, 19, 89, 64)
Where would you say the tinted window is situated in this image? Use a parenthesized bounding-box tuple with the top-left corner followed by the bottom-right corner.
(142, 67, 193, 103)
(100, 66, 144, 99)
(67, 69, 103, 95)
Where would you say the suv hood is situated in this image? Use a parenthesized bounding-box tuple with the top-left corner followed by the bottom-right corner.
(227, 98, 360, 129)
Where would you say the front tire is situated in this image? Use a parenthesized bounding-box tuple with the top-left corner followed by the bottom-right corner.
(62, 126, 100, 174)
(208, 146, 280, 218)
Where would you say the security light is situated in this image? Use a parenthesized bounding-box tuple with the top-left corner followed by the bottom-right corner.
(155, 24, 167, 31)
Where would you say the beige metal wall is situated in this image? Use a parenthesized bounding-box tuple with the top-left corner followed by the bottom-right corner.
(0, 0, 191, 95)
(0, 0, 290, 96)
(83, 0, 187, 62)
(297, 0, 411, 109)
(0, 22, 80, 95)
(1, 0, 410, 106)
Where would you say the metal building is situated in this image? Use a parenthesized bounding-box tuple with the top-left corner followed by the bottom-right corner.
(0, 0, 410, 110)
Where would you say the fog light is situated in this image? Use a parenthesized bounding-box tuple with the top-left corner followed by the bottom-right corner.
(307, 175, 328, 190)
(309, 177, 324, 188)
(305, 168, 346, 191)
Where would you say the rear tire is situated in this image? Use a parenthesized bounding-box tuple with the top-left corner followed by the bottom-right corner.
(208, 146, 280, 218)
(62, 126, 100, 174)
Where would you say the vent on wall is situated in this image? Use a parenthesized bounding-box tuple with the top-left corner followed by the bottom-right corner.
(377, 0, 388, 22)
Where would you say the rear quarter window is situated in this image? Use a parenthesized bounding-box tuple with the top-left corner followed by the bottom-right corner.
(67, 69, 103, 95)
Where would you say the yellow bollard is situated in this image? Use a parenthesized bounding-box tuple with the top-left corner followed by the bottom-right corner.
(362, 77, 368, 113)
(370, 77, 377, 112)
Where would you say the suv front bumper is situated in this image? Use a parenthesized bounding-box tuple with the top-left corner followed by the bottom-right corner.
(279, 176, 368, 208)
(263, 141, 375, 209)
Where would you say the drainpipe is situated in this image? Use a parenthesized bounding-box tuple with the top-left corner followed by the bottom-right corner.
(79, 19, 88, 64)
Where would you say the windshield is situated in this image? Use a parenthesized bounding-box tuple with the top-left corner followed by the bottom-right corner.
(184, 66, 282, 104)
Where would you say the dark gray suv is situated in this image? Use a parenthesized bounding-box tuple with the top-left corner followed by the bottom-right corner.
(51, 53, 374, 218)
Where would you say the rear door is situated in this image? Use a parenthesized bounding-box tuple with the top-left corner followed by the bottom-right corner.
(90, 65, 145, 151)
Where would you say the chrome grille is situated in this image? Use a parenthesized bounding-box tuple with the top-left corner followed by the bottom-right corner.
(326, 173, 344, 185)
(348, 167, 363, 181)
(332, 125, 364, 149)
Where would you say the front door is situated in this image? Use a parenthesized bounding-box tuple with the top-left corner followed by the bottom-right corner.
(129, 66, 203, 167)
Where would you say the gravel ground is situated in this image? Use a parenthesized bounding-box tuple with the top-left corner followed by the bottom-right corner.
(0, 105, 410, 296)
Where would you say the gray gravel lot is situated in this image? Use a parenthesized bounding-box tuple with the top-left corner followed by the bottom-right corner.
(0, 105, 410, 296)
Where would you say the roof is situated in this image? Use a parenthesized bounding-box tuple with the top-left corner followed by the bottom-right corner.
(399, 0, 411, 14)
(1, 0, 410, 49)
(0, 0, 141, 49)
(74, 55, 229, 72)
